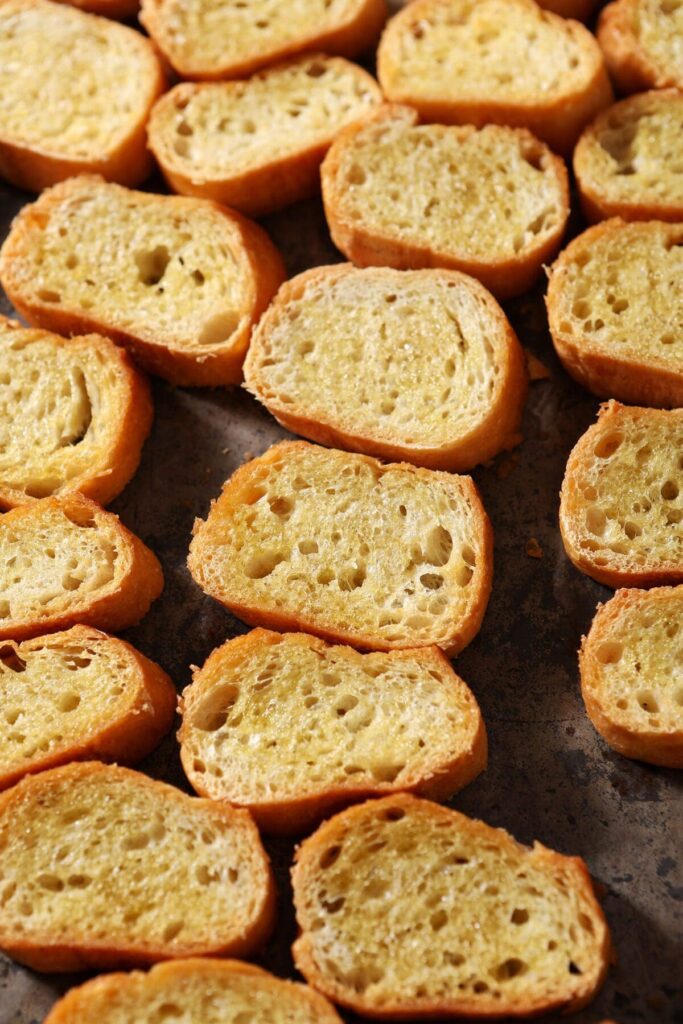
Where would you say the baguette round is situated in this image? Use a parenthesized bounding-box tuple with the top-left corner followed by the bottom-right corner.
(559, 401, 683, 587)
(188, 441, 493, 656)
(598, 0, 683, 93)
(179, 629, 487, 834)
(580, 586, 683, 768)
(376, 0, 613, 155)
(0, 762, 275, 971)
(0, 0, 164, 192)
(320, 106, 570, 300)
(546, 219, 683, 408)
(291, 794, 612, 1019)
(0, 176, 286, 387)
(0, 626, 175, 791)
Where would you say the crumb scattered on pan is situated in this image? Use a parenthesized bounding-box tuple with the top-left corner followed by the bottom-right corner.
(222, 447, 231, 455)
(526, 537, 543, 559)
(525, 349, 551, 380)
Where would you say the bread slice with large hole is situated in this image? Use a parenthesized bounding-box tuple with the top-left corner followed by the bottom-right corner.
(148, 56, 382, 217)
(291, 793, 612, 1018)
(580, 586, 683, 767)
(0, 761, 274, 971)
(245, 265, 527, 472)
(179, 628, 486, 835)
(376, 0, 612, 155)
(320, 106, 569, 300)
(0, 0, 164, 192)
(0, 494, 163, 640)
(0, 626, 175, 791)
(188, 441, 492, 656)
(598, 0, 683, 93)
(559, 402, 683, 587)
(546, 220, 683, 408)
(0, 176, 286, 387)
(0, 316, 153, 509)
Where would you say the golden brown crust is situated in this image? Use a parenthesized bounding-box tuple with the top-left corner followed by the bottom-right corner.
(597, 0, 683, 93)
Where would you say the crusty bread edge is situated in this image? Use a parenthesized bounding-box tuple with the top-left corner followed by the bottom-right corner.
(597, 0, 677, 93)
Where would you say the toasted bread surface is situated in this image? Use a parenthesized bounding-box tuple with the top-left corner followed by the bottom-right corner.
(0, 176, 286, 386)
(245, 265, 527, 471)
(598, 0, 683, 93)
(559, 402, 683, 587)
(148, 56, 382, 217)
(292, 794, 611, 1018)
(546, 220, 683, 408)
(580, 586, 683, 767)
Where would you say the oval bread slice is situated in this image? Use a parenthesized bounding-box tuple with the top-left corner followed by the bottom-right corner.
(0, 494, 163, 640)
(148, 56, 383, 217)
(598, 0, 683, 93)
(559, 401, 683, 587)
(0, 0, 164, 192)
(245, 265, 527, 471)
(0, 626, 175, 791)
(0, 316, 153, 509)
(376, 0, 612, 155)
(188, 441, 493, 656)
(320, 106, 569, 300)
(291, 794, 612, 1018)
(0, 176, 286, 387)
(0, 762, 274, 971)
(546, 220, 683, 408)
(580, 586, 683, 768)
(179, 629, 487, 834)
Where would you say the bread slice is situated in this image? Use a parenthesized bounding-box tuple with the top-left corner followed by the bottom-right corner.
(244, 265, 527, 472)
(546, 220, 683, 408)
(44, 959, 343, 1024)
(320, 106, 569, 300)
(139, 0, 388, 81)
(148, 56, 382, 217)
(559, 401, 683, 587)
(0, 761, 274, 971)
(537, 0, 602, 18)
(598, 0, 683, 93)
(0, 176, 286, 387)
(580, 586, 683, 767)
(376, 0, 612, 156)
(0, 494, 163, 640)
(291, 794, 612, 1018)
(179, 629, 487, 834)
(188, 442, 493, 656)
(0, 316, 153, 509)
(0, 626, 175, 791)
(0, 0, 163, 192)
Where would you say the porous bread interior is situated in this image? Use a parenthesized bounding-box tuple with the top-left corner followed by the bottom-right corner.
(154, 57, 380, 177)
(0, 768, 266, 950)
(0, 0, 156, 159)
(183, 635, 479, 802)
(630, 0, 683, 84)
(383, 0, 599, 101)
(294, 800, 604, 1008)
(331, 119, 564, 259)
(247, 269, 507, 448)
(585, 589, 683, 734)
(192, 446, 485, 649)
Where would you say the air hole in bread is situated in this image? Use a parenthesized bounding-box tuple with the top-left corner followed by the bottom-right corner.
(496, 957, 527, 981)
(37, 289, 61, 304)
(67, 873, 91, 888)
(320, 845, 342, 869)
(347, 164, 366, 185)
(268, 495, 293, 518)
(637, 690, 659, 713)
(306, 60, 327, 78)
(244, 551, 284, 579)
(298, 539, 318, 555)
(0, 646, 26, 673)
(199, 309, 240, 346)
(135, 245, 171, 286)
(176, 119, 193, 137)
(156, 1003, 182, 1019)
(195, 684, 240, 731)
(595, 641, 623, 664)
(510, 907, 529, 924)
(568, 961, 582, 975)
(423, 525, 453, 566)
(382, 806, 406, 822)
(57, 692, 81, 713)
(593, 432, 623, 458)
(162, 920, 183, 942)
(661, 480, 679, 500)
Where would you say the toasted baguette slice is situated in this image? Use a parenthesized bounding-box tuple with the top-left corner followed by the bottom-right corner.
(0, 0, 163, 192)
(292, 794, 611, 1018)
(320, 106, 569, 300)
(0, 494, 163, 640)
(0, 176, 286, 387)
(179, 629, 487, 834)
(148, 57, 382, 217)
(598, 0, 683, 93)
(580, 586, 683, 767)
(376, 0, 612, 155)
(245, 265, 527, 471)
(574, 91, 683, 224)
(140, 0, 388, 81)
(546, 220, 683, 408)
(559, 402, 683, 587)
(0, 626, 175, 790)
(188, 442, 492, 656)
(0, 762, 274, 971)
(0, 316, 153, 509)
(537, 0, 602, 18)
(45, 959, 342, 1024)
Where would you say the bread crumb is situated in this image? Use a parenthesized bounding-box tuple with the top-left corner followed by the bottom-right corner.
(222, 447, 231, 455)
(525, 349, 551, 380)
(526, 537, 543, 559)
